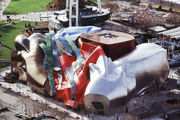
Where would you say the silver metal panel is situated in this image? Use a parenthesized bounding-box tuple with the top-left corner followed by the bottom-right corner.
(84, 43, 169, 115)
(15, 34, 30, 52)
(174, 35, 180, 39)
(149, 26, 166, 32)
(158, 27, 180, 36)
(17, 33, 47, 86)
(168, 31, 180, 37)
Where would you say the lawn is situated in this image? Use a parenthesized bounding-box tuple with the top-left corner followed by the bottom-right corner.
(0, 21, 8, 26)
(0, 21, 36, 60)
(0, 20, 20, 26)
(4, 0, 52, 15)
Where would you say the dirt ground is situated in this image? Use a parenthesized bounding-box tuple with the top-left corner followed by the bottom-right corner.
(0, 86, 75, 120)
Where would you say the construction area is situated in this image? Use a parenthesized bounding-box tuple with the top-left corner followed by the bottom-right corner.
(0, 0, 180, 119)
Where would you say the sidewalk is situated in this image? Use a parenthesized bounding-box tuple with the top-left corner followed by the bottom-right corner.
(0, 0, 10, 20)
(0, 0, 10, 15)
(0, 0, 57, 22)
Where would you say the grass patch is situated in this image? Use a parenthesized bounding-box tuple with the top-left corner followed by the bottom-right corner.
(0, 64, 9, 69)
(89, 0, 105, 4)
(4, 0, 52, 15)
(0, 21, 36, 60)
(0, 21, 8, 26)
(0, 20, 20, 27)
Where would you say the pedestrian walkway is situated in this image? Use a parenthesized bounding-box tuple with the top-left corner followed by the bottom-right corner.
(0, 0, 57, 22)
(0, 0, 10, 16)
